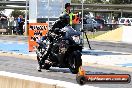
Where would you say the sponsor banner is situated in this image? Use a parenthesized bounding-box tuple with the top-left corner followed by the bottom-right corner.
(28, 23, 48, 52)
(85, 74, 130, 83)
(76, 67, 131, 85)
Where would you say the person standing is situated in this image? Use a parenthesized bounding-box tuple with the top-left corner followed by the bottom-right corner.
(63, 3, 74, 26)
(8, 16, 15, 34)
(17, 15, 24, 35)
(63, 3, 80, 29)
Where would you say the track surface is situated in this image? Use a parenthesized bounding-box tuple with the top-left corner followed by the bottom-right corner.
(0, 56, 131, 88)
(0, 35, 132, 53)
(0, 36, 132, 87)
(85, 40, 132, 53)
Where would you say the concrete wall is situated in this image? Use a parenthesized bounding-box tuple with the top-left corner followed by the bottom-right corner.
(0, 71, 96, 88)
(122, 26, 132, 43)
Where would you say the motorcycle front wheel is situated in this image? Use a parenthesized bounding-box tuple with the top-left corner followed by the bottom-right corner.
(69, 51, 82, 74)
(42, 63, 51, 70)
(37, 56, 51, 71)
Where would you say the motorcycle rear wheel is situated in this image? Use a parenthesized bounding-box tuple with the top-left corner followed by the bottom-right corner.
(69, 51, 82, 74)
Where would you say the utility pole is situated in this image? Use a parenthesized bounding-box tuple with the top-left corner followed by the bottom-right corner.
(48, 0, 50, 30)
(25, 0, 28, 36)
(81, 0, 84, 31)
(80, 0, 91, 49)
(81, 0, 85, 39)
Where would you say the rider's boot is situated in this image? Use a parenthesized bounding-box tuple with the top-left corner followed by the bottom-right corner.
(37, 61, 42, 72)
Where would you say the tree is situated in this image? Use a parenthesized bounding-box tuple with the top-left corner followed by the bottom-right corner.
(71, 0, 80, 3)
(0, 0, 9, 11)
(85, 0, 103, 4)
(71, 0, 103, 3)
(71, 0, 107, 4)
(110, 0, 122, 4)
(110, 0, 132, 4)
(11, 10, 25, 18)
(71, 0, 132, 4)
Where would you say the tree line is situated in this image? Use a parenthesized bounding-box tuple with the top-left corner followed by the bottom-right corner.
(71, 0, 132, 4)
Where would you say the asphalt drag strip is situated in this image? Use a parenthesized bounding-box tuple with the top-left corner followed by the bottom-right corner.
(0, 56, 131, 88)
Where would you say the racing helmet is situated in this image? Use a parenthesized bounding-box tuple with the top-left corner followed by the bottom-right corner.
(59, 13, 70, 25)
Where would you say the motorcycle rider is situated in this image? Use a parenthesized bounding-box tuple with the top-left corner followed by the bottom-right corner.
(37, 3, 80, 71)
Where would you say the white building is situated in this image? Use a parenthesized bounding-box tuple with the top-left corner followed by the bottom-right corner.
(29, 0, 71, 23)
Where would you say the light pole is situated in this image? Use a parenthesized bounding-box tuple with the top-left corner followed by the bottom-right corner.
(80, 0, 85, 39)
(62, 0, 64, 10)
(80, 0, 91, 49)
(79, 0, 86, 32)
(48, 0, 50, 30)
(81, 0, 84, 31)
(25, 0, 28, 36)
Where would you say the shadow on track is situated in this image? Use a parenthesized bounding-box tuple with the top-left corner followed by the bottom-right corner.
(46, 67, 72, 73)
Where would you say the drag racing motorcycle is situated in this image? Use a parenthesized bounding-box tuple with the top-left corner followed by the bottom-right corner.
(36, 14, 83, 74)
